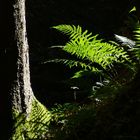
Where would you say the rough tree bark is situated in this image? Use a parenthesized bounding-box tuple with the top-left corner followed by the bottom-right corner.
(11, 0, 34, 117)
(7, 0, 35, 138)
(7, 0, 50, 139)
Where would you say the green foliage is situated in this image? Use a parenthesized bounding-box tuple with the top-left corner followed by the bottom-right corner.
(48, 103, 82, 136)
(49, 81, 140, 140)
(44, 24, 138, 97)
(11, 111, 27, 140)
(11, 101, 83, 140)
(11, 98, 52, 140)
(50, 103, 80, 122)
(51, 25, 130, 71)
(45, 24, 137, 89)
(52, 105, 97, 140)
(43, 24, 140, 105)
(132, 24, 140, 58)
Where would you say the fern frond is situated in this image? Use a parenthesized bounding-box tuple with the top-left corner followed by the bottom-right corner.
(132, 24, 140, 58)
(53, 24, 82, 39)
(71, 70, 102, 79)
(11, 99, 52, 140)
(26, 99, 51, 139)
(45, 59, 99, 72)
(53, 25, 130, 69)
(134, 25, 140, 46)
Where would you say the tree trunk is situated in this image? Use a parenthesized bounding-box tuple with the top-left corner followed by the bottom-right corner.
(11, 0, 34, 117)
(7, 1, 50, 139)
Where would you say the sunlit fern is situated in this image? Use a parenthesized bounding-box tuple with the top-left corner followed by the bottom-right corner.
(133, 24, 140, 58)
(11, 98, 52, 140)
(46, 25, 131, 80)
